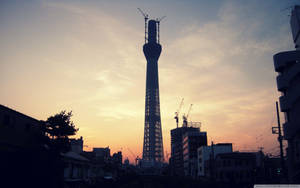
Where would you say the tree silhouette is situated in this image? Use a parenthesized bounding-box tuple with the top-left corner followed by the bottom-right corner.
(46, 110, 78, 152)
(46, 110, 78, 138)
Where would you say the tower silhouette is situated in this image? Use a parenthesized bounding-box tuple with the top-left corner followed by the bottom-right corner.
(142, 19, 164, 163)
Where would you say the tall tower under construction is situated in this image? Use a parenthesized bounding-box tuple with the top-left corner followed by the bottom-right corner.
(141, 15, 164, 164)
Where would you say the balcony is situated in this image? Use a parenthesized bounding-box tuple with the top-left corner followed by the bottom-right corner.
(276, 74, 288, 92)
(279, 95, 290, 112)
(283, 121, 300, 139)
(283, 122, 291, 139)
(273, 50, 300, 72)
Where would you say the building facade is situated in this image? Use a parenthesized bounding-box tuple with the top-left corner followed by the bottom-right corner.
(198, 143, 233, 177)
(70, 137, 83, 154)
(170, 126, 200, 176)
(0, 104, 45, 151)
(273, 5, 300, 182)
(111, 151, 123, 166)
(213, 152, 264, 183)
(93, 147, 111, 162)
(183, 131, 207, 177)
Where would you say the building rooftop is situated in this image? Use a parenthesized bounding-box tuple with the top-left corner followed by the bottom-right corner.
(0, 104, 41, 123)
(216, 152, 256, 159)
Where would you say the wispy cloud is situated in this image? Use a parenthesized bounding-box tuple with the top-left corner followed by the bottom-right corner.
(0, 0, 292, 160)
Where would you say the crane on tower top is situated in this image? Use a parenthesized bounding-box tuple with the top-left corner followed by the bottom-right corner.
(186, 104, 193, 120)
(137, 8, 149, 44)
(183, 104, 193, 127)
(174, 98, 184, 128)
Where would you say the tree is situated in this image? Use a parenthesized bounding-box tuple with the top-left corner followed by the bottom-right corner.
(46, 110, 78, 138)
(45, 110, 78, 152)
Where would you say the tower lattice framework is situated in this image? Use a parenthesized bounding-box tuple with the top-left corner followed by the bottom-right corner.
(142, 19, 164, 163)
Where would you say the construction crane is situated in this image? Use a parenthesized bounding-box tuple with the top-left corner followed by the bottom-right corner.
(127, 147, 139, 166)
(137, 8, 149, 44)
(186, 104, 193, 120)
(183, 104, 192, 127)
(174, 98, 184, 128)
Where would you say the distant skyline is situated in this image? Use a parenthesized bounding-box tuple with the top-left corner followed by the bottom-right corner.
(0, 0, 297, 163)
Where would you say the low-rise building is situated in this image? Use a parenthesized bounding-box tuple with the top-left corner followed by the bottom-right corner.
(111, 151, 122, 166)
(212, 152, 264, 183)
(93, 147, 110, 161)
(0, 104, 46, 151)
(70, 137, 83, 154)
(62, 151, 90, 188)
(198, 143, 233, 177)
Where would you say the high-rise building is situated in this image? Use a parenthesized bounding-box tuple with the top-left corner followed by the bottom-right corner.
(170, 126, 200, 176)
(273, 5, 300, 182)
(183, 131, 207, 177)
(142, 19, 164, 164)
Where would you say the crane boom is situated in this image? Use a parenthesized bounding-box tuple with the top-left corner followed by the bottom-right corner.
(157, 16, 166, 22)
(137, 8, 149, 44)
(137, 8, 148, 19)
(127, 147, 138, 165)
(186, 104, 193, 119)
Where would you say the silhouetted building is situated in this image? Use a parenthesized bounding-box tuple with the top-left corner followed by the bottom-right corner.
(198, 143, 233, 177)
(112, 151, 122, 166)
(93, 147, 110, 162)
(170, 126, 200, 176)
(0, 104, 45, 151)
(182, 131, 207, 177)
(62, 151, 90, 187)
(262, 156, 283, 183)
(0, 105, 64, 188)
(142, 19, 164, 165)
(70, 136, 83, 154)
(273, 5, 300, 182)
(212, 152, 264, 183)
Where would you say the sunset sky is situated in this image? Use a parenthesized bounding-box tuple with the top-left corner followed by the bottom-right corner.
(0, 0, 297, 163)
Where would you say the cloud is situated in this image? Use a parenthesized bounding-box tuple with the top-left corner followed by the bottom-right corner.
(0, 0, 292, 159)
(158, 0, 291, 152)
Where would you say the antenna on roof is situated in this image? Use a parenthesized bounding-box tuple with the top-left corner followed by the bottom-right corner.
(156, 16, 166, 44)
(138, 8, 149, 44)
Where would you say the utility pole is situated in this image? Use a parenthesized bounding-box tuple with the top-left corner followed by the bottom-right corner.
(272, 101, 285, 178)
